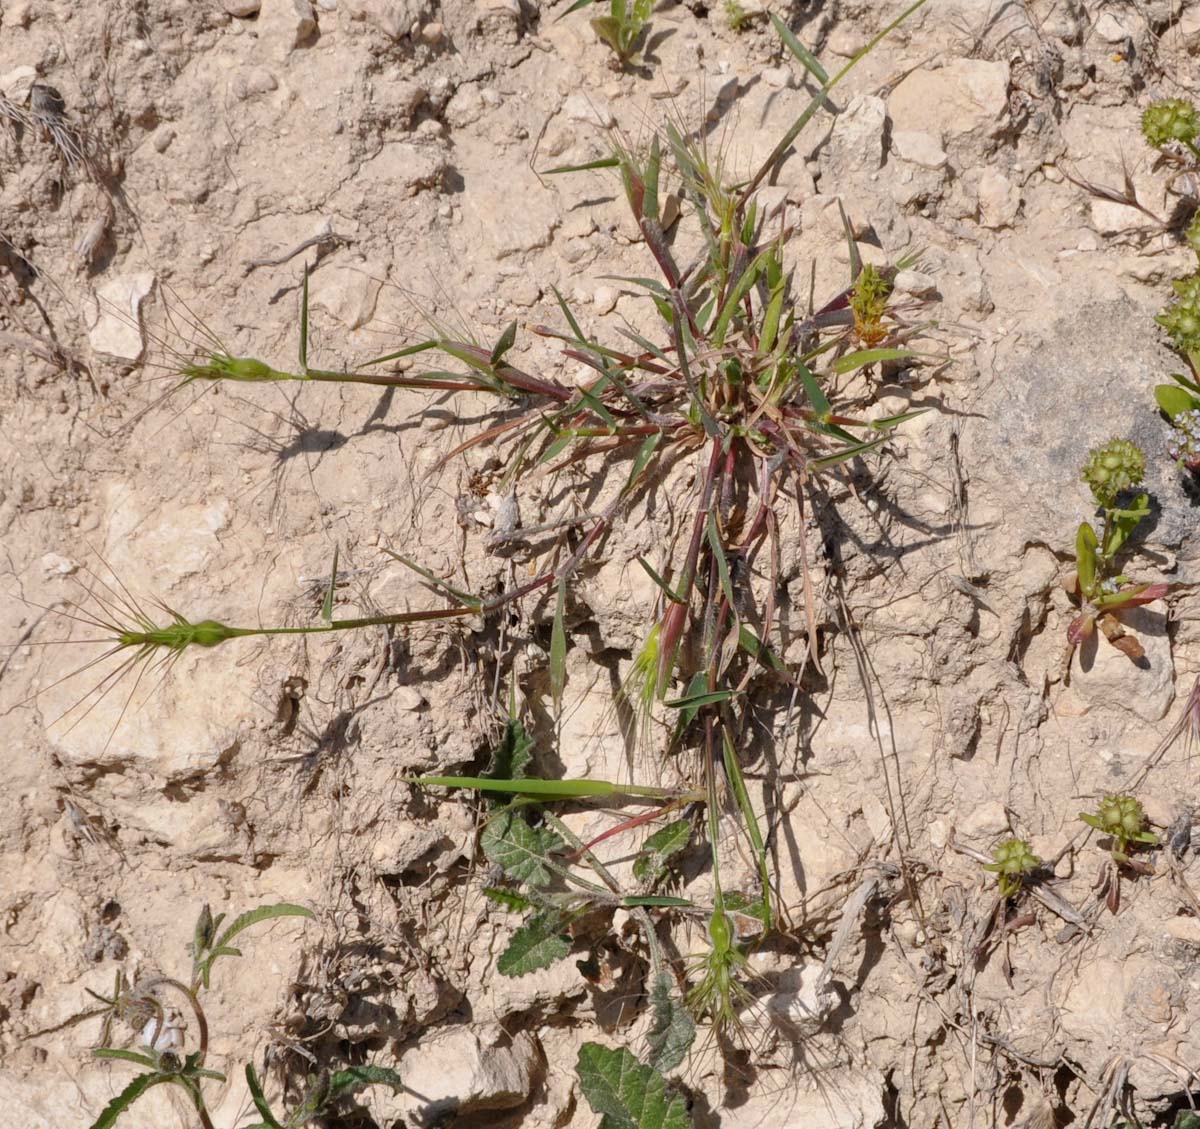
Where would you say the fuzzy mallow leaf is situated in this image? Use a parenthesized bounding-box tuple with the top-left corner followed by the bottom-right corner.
(481, 809, 565, 887)
(644, 974, 695, 1074)
(497, 910, 572, 976)
(633, 821, 691, 884)
(576, 1043, 691, 1129)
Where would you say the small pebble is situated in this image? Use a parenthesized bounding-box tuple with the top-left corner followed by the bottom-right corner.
(593, 285, 618, 314)
(421, 21, 444, 43)
(152, 125, 175, 153)
(223, 0, 262, 14)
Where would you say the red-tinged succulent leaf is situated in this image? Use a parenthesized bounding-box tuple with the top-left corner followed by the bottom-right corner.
(1097, 581, 1170, 611)
(1106, 877, 1119, 915)
(1067, 614, 1094, 645)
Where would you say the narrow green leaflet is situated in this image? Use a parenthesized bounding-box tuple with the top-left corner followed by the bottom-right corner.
(550, 578, 568, 709)
(832, 348, 915, 374)
(490, 320, 518, 365)
(576, 1043, 691, 1129)
(244, 1065, 283, 1129)
(88, 1073, 172, 1129)
(497, 910, 572, 976)
(326, 1064, 405, 1101)
(481, 809, 564, 887)
(768, 11, 827, 83)
(321, 544, 339, 624)
(633, 820, 691, 883)
(482, 886, 535, 912)
(644, 974, 695, 1074)
(542, 156, 622, 175)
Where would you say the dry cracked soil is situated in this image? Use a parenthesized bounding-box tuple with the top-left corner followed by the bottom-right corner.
(3, 0, 1200, 1127)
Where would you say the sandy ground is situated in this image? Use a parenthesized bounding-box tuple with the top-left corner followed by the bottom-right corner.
(3, 0, 1200, 1126)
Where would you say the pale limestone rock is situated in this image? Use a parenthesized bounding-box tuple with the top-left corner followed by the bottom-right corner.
(1073, 602, 1174, 722)
(85, 272, 155, 361)
(889, 60, 1009, 142)
(977, 169, 1020, 228)
(356, 141, 447, 197)
(376, 1027, 539, 1122)
(592, 285, 618, 314)
(959, 800, 1009, 839)
(562, 93, 615, 129)
(233, 67, 279, 99)
(826, 93, 889, 170)
(891, 129, 948, 170)
(224, 0, 262, 15)
(0, 65, 37, 102)
(343, 0, 423, 39)
(1094, 10, 1132, 42)
(313, 260, 385, 329)
(1090, 197, 1148, 235)
(259, 0, 318, 47)
(893, 268, 937, 298)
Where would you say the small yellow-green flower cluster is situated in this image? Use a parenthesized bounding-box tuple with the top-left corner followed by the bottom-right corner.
(1142, 98, 1200, 150)
(1157, 275, 1200, 355)
(983, 838, 1040, 899)
(1080, 439, 1146, 508)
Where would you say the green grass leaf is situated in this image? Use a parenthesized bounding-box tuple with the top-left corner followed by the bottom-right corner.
(482, 809, 565, 887)
(832, 348, 915, 374)
(633, 819, 691, 883)
(299, 263, 311, 371)
(542, 156, 622, 175)
(321, 544, 338, 624)
(490, 320, 518, 366)
(497, 910, 572, 976)
(768, 11, 827, 83)
(644, 973, 695, 1074)
(663, 688, 737, 710)
(551, 578, 568, 709)
(576, 1043, 691, 1129)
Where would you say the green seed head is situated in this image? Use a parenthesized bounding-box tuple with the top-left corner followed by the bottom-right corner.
(183, 355, 278, 383)
(1080, 439, 1146, 508)
(984, 837, 1040, 897)
(1098, 794, 1145, 837)
(1142, 98, 1200, 149)
(1167, 408, 1200, 470)
(1187, 212, 1200, 259)
(1156, 298, 1200, 355)
(708, 908, 733, 952)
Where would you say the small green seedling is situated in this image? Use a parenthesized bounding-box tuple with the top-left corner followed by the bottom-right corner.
(1081, 794, 1157, 913)
(562, 0, 651, 67)
(1063, 440, 1168, 670)
(1081, 794, 1157, 860)
(1142, 97, 1200, 162)
(80, 901, 365, 1129)
(982, 838, 1040, 900)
